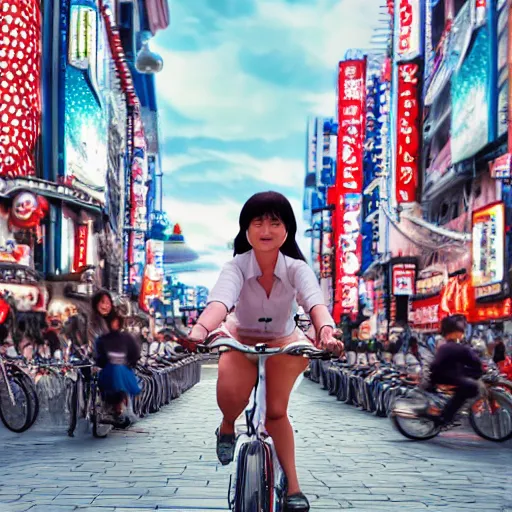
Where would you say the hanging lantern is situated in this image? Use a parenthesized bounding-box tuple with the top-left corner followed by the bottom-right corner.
(135, 33, 164, 74)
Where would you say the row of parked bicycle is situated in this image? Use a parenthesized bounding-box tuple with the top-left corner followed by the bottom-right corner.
(308, 358, 512, 442)
(0, 345, 202, 438)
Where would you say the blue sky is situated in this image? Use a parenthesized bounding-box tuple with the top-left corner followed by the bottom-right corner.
(153, 0, 377, 289)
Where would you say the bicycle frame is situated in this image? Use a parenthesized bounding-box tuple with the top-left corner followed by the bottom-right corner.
(204, 332, 326, 512)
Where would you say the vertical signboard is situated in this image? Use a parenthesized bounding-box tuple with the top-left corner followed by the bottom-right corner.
(395, 62, 421, 204)
(471, 202, 505, 300)
(333, 59, 366, 322)
(396, 0, 421, 61)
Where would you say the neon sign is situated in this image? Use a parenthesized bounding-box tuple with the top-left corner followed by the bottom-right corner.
(333, 59, 366, 321)
(395, 62, 420, 204)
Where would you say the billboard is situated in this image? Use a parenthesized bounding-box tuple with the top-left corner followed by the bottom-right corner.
(333, 59, 366, 322)
(451, 25, 492, 163)
(471, 202, 505, 300)
(64, 1, 109, 203)
(395, 62, 421, 204)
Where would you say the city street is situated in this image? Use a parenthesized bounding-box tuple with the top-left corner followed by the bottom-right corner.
(0, 365, 511, 512)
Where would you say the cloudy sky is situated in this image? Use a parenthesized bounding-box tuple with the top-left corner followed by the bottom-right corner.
(153, 0, 377, 290)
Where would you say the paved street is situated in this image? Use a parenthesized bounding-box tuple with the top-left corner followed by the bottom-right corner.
(0, 365, 511, 512)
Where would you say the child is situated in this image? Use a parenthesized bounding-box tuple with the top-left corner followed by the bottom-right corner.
(94, 314, 141, 425)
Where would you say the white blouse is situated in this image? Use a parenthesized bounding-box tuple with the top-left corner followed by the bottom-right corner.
(207, 250, 335, 339)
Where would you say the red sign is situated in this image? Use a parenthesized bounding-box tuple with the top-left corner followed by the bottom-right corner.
(411, 295, 441, 330)
(333, 59, 366, 322)
(395, 62, 421, 204)
(392, 263, 416, 295)
(0, 0, 42, 178)
(73, 224, 88, 271)
(397, 0, 420, 58)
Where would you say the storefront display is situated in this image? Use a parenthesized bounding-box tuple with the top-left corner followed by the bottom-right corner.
(471, 202, 506, 301)
(333, 59, 366, 322)
(395, 62, 421, 204)
(0, 0, 42, 178)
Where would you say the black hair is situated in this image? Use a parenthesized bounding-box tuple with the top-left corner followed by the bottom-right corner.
(91, 289, 114, 318)
(441, 315, 466, 337)
(108, 314, 125, 331)
(233, 191, 306, 261)
(493, 341, 506, 364)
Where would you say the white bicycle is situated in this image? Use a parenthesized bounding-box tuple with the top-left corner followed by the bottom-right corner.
(198, 332, 331, 512)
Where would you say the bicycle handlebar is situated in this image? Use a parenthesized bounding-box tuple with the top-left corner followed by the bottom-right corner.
(197, 334, 332, 360)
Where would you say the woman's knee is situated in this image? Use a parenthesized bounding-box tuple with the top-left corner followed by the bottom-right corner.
(217, 351, 256, 405)
(266, 400, 288, 421)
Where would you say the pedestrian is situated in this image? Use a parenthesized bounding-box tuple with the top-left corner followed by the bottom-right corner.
(182, 191, 343, 512)
(94, 314, 141, 426)
(89, 289, 116, 344)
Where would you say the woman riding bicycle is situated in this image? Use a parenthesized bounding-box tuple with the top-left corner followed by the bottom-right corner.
(185, 191, 343, 512)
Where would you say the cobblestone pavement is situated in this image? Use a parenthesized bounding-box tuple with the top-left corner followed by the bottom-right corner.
(0, 364, 511, 512)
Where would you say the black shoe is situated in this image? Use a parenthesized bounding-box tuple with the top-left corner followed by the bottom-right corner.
(215, 427, 236, 465)
(285, 492, 310, 511)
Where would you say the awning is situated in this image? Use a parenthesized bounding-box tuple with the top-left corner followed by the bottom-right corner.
(163, 241, 199, 265)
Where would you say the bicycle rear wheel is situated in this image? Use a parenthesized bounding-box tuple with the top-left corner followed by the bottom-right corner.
(91, 381, 112, 439)
(233, 440, 271, 512)
(0, 375, 32, 433)
(12, 368, 39, 430)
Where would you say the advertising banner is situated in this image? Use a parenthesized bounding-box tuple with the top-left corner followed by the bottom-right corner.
(64, 1, 109, 203)
(395, 62, 421, 204)
(0, 0, 42, 178)
(396, 0, 421, 61)
(471, 202, 505, 300)
(392, 263, 416, 295)
(451, 25, 491, 164)
(411, 295, 441, 330)
(73, 224, 89, 271)
(489, 154, 511, 179)
(333, 59, 366, 322)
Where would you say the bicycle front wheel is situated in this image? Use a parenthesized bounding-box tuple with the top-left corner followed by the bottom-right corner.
(233, 440, 271, 512)
(469, 388, 512, 442)
(91, 381, 112, 439)
(0, 375, 32, 433)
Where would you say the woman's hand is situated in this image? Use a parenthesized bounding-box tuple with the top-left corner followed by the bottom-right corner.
(317, 326, 344, 357)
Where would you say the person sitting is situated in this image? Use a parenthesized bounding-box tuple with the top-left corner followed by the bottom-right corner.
(428, 315, 483, 426)
(94, 314, 141, 426)
(493, 340, 512, 380)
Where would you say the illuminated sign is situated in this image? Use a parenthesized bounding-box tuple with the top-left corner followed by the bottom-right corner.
(333, 59, 366, 321)
(396, 0, 421, 60)
(68, 5, 97, 69)
(489, 154, 511, 179)
(73, 224, 88, 271)
(395, 62, 420, 204)
(471, 202, 505, 298)
(415, 267, 447, 297)
(392, 263, 416, 295)
(411, 296, 441, 329)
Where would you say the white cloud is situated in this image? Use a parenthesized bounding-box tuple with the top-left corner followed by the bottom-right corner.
(166, 148, 303, 187)
(152, 0, 377, 141)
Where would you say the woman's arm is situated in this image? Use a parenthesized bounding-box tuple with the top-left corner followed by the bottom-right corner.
(309, 304, 336, 340)
(189, 260, 244, 341)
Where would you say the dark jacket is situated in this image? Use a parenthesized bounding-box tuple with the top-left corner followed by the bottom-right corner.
(94, 331, 141, 369)
(430, 342, 483, 383)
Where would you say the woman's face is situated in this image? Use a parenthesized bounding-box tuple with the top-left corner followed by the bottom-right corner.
(247, 215, 287, 253)
(97, 295, 112, 317)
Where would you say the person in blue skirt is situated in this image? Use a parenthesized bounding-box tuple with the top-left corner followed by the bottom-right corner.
(94, 314, 141, 424)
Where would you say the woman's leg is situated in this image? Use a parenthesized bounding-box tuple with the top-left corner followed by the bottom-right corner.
(217, 350, 258, 435)
(265, 354, 309, 496)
